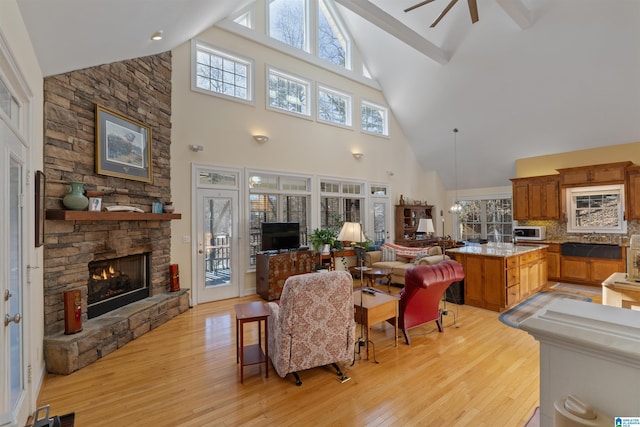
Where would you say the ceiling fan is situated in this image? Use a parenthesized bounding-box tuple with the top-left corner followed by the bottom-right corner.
(404, 0, 479, 28)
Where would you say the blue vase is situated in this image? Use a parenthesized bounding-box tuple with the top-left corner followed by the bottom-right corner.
(62, 182, 89, 210)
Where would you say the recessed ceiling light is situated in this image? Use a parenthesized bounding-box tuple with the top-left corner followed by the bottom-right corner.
(150, 31, 163, 41)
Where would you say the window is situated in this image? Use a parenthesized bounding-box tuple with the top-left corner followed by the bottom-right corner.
(267, 67, 312, 117)
(0, 78, 19, 127)
(269, 0, 308, 51)
(566, 185, 626, 233)
(361, 100, 388, 136)
(456, 198, 513, 242)
(319, 179, 364, 231)
(318, 0, 350, 68)
(193, 42, 253, 103)
(248, 171, 312, 267)
(234, 11, 252, 28)
(317, 85, 351, 127)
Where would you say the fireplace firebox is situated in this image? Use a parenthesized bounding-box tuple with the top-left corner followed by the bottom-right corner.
(88, 253, 150, 319)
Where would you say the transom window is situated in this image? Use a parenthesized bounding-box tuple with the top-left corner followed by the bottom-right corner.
(193, 42, 253, 103)
(0, 78, 19, 127)
(456, 198, 513, 242)
(317, 84, 351, 127)
(361, 100, 389, 136)
(566, 185, 626, 233)
(267, 67, 311, 117)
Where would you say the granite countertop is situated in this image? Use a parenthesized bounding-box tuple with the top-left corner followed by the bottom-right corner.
(446, 243, 548, 257)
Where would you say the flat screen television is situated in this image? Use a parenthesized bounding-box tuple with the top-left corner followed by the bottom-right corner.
(261, 222, 300, 251)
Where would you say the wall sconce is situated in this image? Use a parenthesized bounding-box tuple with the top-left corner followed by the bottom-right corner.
(352, 152, 364, 160)
(188, 144, 204, 152)
(253, 135, 269, 144)
(150, 31, 163, 41)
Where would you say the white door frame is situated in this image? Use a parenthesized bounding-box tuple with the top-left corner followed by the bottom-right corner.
(191, 164, 244, 305)
(0, 31, 34, 427)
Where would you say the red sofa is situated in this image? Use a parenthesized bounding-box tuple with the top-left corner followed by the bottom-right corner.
(396, 260, 465, 344)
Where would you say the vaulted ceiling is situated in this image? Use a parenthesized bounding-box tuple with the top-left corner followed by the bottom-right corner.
(17, 0, 640, 190)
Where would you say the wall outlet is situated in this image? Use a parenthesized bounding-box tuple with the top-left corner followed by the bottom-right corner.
(182, 235, 191, 244)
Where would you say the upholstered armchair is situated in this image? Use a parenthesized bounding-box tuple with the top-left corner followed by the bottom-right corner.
(266, 271, 355, 386)
(397, 260, 465, 344)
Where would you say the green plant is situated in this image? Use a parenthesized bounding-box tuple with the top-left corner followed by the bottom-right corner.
(309, 228, 337, 252)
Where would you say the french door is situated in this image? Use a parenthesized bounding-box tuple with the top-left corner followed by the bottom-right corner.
(0, 119, 27, 426)
(193, 165, 242, 304)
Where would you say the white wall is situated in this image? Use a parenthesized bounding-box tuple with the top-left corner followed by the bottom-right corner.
(170, 26, 441, 295)
(1, 0, 45, 421)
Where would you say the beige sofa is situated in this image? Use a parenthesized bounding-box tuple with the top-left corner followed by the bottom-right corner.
(365, 243, 449, 286)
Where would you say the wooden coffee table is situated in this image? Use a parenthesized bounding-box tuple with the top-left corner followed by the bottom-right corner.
(363, 268, 394, 293)
(353, 290, 399, 360)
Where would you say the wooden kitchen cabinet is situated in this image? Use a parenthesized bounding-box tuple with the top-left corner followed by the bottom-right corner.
(558, 161, 631, 187)
(511, 175, 560, 220)
(450, 247, 547, 312)
(560, 249, 626, 286)
(545, 243, 561, 281)
(626, 166, 640, 220)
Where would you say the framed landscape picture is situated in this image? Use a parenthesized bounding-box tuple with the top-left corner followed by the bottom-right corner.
(95, 105, 152, 183)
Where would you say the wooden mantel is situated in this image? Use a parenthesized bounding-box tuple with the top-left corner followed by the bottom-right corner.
(45, 209, 181, 221)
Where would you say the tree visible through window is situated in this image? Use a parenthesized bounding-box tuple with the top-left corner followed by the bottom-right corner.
(318, 0, 348, 67)
(269, 0, 307, 51)
(194, 43, 252, 102)
(268, 68, 310, 116)
(361, 100, 388, 136)
(456, 199, 513, 242)
(318, 85, 350, 126)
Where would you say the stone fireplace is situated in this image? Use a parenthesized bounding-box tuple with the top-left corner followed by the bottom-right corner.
(88, 253, 150, 319)
(42, 51, 190, 375)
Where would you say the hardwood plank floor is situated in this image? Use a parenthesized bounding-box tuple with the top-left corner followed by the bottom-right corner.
(36, 283, 598, 426)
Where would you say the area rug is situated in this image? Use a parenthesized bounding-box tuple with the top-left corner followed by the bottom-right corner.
(550, 282, 601, 296)
(499, 291, 592, 329)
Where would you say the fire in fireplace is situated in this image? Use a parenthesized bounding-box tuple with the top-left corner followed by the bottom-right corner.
(87, 253, 150, 319)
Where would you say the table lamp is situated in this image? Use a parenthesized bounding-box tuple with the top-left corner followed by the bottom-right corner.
(416, 218, 434, 239)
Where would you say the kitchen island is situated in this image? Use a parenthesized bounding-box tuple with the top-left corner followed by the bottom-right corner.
(446, 244, 548, 312)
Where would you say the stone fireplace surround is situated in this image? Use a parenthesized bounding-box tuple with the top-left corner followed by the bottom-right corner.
(42, 52, 189, 375)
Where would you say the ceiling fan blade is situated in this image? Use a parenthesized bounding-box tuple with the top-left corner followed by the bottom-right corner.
(430, 0, 459, 27)
(404, 0, 437, 13)
(467, 0, 479, 23)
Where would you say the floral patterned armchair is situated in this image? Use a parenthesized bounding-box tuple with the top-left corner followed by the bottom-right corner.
(266, 271, 355, 386)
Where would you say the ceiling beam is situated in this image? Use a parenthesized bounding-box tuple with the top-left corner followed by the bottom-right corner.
(496, 0, 532, 29)
(334, 0, 449, 65)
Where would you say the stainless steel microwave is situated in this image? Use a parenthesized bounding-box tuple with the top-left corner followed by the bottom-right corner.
(513, 226, 546, 241)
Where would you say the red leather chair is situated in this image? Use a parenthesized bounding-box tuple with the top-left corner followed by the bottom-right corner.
(396, 260, 465, 344)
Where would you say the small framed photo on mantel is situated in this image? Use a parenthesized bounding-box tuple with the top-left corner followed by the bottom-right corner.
(95, 105, 153, 183)
(89, 197, 102, 212)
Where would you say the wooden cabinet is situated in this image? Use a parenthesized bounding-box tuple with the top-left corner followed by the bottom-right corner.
(450, 248, 547, 312)
(558, 162, 631, 187)
(545, 243, 561, 281)
(511, 175, 560, 220)
(256, 250, 315, 300)
(626, 166, 640, 220)
(394, 204, 433, 247)
(560, 248, 626, 285)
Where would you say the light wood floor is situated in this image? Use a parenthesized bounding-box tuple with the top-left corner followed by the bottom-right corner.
(36, 283, 601, 426)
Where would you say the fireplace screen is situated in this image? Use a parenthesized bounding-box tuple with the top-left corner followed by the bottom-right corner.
(88, 253, 150, 318)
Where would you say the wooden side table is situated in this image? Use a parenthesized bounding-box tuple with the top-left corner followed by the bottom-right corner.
(363, 268, 393, 293)
(353, 290, 399, 360)
(234, 301, 269, 383)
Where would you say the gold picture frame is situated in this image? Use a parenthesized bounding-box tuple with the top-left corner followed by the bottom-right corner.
(95, 105, 152, 183)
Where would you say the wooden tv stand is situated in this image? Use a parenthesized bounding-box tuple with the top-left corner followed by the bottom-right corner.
(256, 250, 315, 300)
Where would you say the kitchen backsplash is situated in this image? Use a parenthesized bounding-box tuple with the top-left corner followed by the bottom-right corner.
(519, 220, 640, 245)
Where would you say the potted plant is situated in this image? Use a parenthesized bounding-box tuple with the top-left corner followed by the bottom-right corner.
(309, 228, 337, 254)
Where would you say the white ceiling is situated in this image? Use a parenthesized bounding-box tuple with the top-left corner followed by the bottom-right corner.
(17, 0, 640, 190)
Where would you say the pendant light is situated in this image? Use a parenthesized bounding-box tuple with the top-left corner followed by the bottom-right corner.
(450, 128, 462, 213)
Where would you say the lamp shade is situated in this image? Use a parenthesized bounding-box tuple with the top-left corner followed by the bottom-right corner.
(337, 222, 364, 243)
(417, 218, 435, 234)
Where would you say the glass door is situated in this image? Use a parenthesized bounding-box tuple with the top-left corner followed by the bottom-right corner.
(0, 120, 26, 426)
(196, 188, 239, 303)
